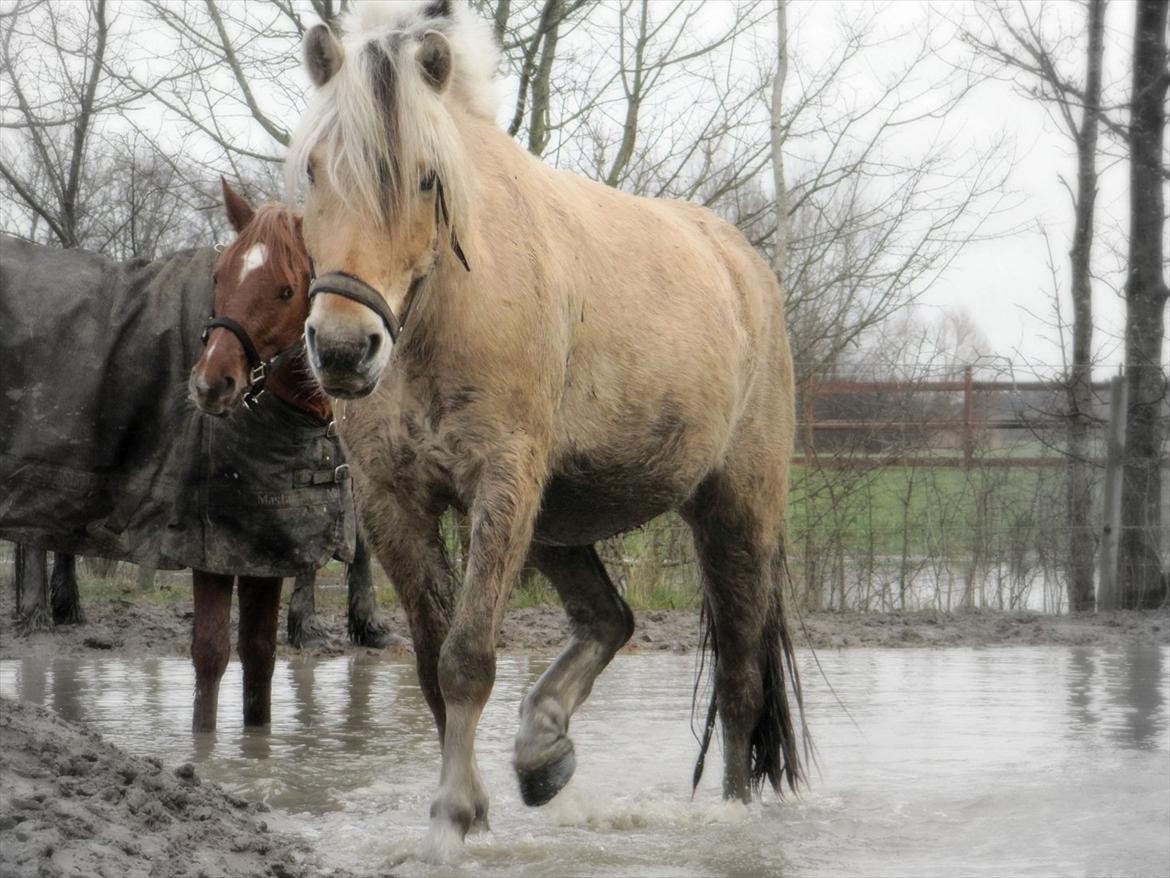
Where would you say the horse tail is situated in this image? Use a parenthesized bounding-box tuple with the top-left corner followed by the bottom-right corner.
(691, 597, 719, 792)
(691, 540, 806, 796)
(753, 544, 805, 793)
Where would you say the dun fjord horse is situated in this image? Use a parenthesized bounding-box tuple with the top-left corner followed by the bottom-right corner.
(187, 180, 397, 730)
(290, 0, 803, 856)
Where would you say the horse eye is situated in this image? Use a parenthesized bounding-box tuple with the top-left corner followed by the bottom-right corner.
(420, 172, 436, 192)
(279, 287, 294, 301)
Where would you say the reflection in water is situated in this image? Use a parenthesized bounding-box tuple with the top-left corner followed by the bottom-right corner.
(1066, 647, 1099, 733)
(1119, 642, 1164, 750)
(1, 646, 1167, 877)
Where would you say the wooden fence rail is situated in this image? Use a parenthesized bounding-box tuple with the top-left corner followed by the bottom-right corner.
(795, 367, 1114, 469)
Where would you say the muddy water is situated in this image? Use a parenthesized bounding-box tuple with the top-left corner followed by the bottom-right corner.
(2, 646, 1167, 877)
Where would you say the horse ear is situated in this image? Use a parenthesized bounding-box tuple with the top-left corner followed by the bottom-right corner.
(417, 31, 452, 92)
(221, 177, 254, 234)
(304, 23, 344, 87)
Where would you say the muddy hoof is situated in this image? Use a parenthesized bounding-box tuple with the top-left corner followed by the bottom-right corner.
(517, 746, 576, 807)
(17, 606, 53, 634)
(288, 620, 329, 650)
(349, 624, 404, 649)
(291, 633, 328, 650)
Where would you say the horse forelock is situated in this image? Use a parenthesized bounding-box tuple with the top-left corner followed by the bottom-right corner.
(223, 205, 307, 295)
(287, 0, 496, 235)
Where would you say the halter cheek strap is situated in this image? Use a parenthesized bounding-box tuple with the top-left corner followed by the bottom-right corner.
(201, 314, 298, 410)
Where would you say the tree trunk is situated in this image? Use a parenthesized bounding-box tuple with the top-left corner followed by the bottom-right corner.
(1065, 0, 1105, 613)
(1118, 0, 1169, 610)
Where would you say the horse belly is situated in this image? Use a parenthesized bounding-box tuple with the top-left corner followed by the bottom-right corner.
(535, 469, 690, 546)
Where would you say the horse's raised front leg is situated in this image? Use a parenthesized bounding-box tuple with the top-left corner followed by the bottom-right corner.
(287, 570, 327, 648)
(238, 576, 283, 726)
(514, 544, 634, 805)
(50, 553, 84, 625)
(346, 531, 395, 648)
(191, 570, 234, 733)
(422, 463, 544, 860)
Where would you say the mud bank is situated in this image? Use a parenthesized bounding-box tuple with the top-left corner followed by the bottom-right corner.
(2, 582, 1165, 662)
(0, 698, 359, 878)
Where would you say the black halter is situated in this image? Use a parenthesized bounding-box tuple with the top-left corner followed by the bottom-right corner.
(307, 175, 470, 345)
(200, 314, 299, 410)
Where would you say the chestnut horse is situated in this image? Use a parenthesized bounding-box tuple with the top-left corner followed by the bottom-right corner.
(290, 0, 803, 857)
(186, 180, 397, 731)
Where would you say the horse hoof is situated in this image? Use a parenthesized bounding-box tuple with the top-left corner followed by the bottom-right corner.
(516, 745, 576, 807)
(350, 625, 405, 649)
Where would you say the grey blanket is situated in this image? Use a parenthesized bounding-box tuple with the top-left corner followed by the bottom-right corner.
(0, 235, 354, 576)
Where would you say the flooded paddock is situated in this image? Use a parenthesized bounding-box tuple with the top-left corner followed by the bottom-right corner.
(2, 646, 1167, 877)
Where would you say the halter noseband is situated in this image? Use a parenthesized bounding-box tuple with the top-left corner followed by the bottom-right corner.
(200, 314, 299, 410)
(307, 175, 470, 346)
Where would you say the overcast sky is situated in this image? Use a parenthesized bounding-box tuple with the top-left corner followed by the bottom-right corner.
(791, 0, 1154, 376)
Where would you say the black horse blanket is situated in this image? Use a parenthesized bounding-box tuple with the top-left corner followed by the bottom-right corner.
(0, 235, 354, 576)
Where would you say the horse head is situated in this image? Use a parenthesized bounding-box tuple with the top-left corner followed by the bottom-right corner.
(288, 0, 492, 398)
(189, 179, 312, 416)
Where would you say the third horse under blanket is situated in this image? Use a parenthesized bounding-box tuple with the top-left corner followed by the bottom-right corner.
(0, 235, 354, 576)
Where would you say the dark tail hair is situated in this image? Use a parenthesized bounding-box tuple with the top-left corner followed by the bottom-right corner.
(692, 545, 807, 795)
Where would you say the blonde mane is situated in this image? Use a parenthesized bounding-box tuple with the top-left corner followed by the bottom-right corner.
(286, 0, 499, 231)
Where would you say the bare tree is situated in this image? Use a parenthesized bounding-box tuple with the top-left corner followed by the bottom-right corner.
(960, 0, 1106, 612)
(0, 0, 207, 257)
(1, 0, 114, 247)
(1118, 0, 1169, 609)
(770, 0, 788, 276)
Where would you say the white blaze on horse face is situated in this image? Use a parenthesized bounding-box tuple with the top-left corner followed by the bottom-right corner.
(238, 243, 268, 285)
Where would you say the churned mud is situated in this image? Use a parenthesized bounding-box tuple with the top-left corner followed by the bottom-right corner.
(0, 698, 360, 878)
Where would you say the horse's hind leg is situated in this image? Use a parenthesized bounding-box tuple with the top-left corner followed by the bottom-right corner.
(191, 570, 233, 733)
(346, 532, 394, 648)
(287, 570, 327, 648)
(238, 576, 282, 726)
(15, 544, 52, 632)
(50, 553, 84, 625)
(514, 544, 634, 806)
(684, 471, 802, 802)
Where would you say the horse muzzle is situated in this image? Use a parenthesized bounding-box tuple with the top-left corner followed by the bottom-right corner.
(304, 320, 384, 399)
(189, 367, 243, 417)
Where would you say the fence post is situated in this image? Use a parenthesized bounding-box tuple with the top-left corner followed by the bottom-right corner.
(962, 365, 974, 469)
(800, 378, 819, 609)
(1097, 374, 1126, 611)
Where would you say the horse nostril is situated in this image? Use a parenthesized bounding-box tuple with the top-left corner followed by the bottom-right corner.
(222, 375, 236, 393)
(366, 332, 382, 361)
